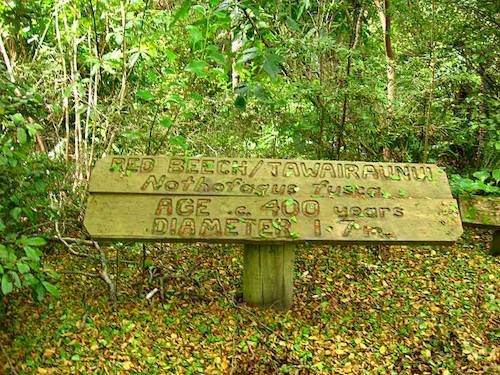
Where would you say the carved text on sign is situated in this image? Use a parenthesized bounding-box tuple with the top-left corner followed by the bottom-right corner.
(109, 157, 434, 180)
(84, 156, 463, 243)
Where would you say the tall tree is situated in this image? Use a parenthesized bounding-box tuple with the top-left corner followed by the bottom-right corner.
(374, 0, 395, 116)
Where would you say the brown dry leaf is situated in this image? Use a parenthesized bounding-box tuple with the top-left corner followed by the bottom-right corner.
(430, 305, 441, 312)
(43, 348, 55, 358)
(220, 358, 229, 371)
(122, 361, 132, 370)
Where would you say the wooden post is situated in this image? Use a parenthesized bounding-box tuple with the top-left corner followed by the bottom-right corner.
(242, 244, 295, 309)
(491, 230, 500, 256)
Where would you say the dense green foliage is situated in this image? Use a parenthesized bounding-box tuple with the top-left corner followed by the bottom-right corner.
(1, 0, 498, 166)
(0, 73, 62, 301)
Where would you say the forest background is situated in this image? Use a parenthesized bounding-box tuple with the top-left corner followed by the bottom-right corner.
(0, 0, 499, 373)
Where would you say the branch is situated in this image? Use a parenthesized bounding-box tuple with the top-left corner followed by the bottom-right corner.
(88, 0, 101, 58)
(145, 288, 159, 300)
(239, 6, 290, 79)
(0, 33, 15, 83)
(53, 236, 95, 246)
(52, 235, 139, 264)
(94, 241, 117, 303)
(54, 223, 98, 259)
(0, 341, 18, 375)
(240, 7, 271, 49)
(118, 0, 128, 108)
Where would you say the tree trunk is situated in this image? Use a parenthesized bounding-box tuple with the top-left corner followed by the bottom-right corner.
(0, 34, 15, 83)
(422, 0, 436, 163)
(337, 7, 364, 159)
(374, 0, 396, 116)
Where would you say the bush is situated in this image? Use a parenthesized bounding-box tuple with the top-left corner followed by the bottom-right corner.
(0, 75, 61, 303)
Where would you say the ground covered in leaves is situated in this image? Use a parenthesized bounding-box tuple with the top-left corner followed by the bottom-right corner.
(1, 228, 499, 374)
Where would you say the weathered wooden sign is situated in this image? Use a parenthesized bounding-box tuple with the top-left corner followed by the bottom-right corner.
(458, 196, 500, 227)
(84, 156, 463, 244)
(458, 195, 499, 256)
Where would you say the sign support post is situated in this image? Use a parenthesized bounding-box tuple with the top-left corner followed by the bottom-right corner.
(243, 244, 295, 309)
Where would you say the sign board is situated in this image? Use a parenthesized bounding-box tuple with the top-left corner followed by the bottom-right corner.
(459, 196, 500, 228)
(84, 156, 463, 244)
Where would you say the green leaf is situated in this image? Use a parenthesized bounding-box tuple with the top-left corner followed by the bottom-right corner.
(168, 93, 184, 105)
(27, 123, 42, 139)
(239, 47, 259, 63)
(17, 127, 27, 144)
(0, 219, 5, 232)
(0, 245, 7, 259)
(20, 237, 47, 247)
(190, 92, 203, 101)
(9, 271, 21, 288)
(263, 52, 281, 80)
(165, 50, 177, 61)
(42, 281, 60, 299)
(34, 180, 47, 193)
(10, 207, 22, 221)
(171, 0, 191, 27)
(492, 169, 500, 182)
(159, 117, 173, 128)
(34, 281, 45, 301)
(234, 95, 246, 109)
(47, 271, 60, 281)
(17, 263, 30, 273)
(1, 246, 16, 265)
(136, 90, 155, 101)
(1, 274, 13, 295)
(188, 25, 202, 45)
(206, 45, 225, 65)
(170, 135, 188, 150)
(12, 113, 24, 125)
(185, 60, 208, 77)
(253, 85, 268, 100)
(24, 247, 41, 262)
(472, 170, 490, 183)
(286, 16, 300, 31)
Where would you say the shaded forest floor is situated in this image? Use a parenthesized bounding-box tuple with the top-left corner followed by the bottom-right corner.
(1, 228, 499, 374)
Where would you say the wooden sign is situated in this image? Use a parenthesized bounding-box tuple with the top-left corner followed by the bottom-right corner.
(459, 196, 500, 228)
(84, 156, 463, 244)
